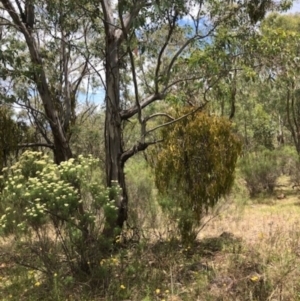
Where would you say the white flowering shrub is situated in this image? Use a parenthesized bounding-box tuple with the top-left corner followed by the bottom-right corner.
(0, 151, 121, 275)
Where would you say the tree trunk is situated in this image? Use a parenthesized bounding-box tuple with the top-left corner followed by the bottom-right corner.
(103, 33, 128, 237)
(33, 86, 73, 164)
(0, 0, 73, 165)
(52, 131, 73, 164)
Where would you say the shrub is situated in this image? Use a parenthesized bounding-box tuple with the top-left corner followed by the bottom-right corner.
(239, 149, 281, 197)
(273, 145, 300, 188)
(125, 156, 159, 238)
(290, 161, 300, 188)
(275, 145, 298, 176)
(276, 146, 300, 187)
(0, 151, 121, 279)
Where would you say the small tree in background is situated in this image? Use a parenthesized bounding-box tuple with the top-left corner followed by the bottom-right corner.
(153, 109, 241, 242)
(239, 148, 283, 197)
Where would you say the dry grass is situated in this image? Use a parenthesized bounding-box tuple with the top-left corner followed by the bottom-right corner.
(193, 176, 300, 301)
(2, 176, 300, 300)
(200, 195, 300, 245)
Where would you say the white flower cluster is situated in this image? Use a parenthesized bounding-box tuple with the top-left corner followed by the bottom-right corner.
(0, 151, 119, 234)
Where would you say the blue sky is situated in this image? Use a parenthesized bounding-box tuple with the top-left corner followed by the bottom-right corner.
(290, 0, 300, 12)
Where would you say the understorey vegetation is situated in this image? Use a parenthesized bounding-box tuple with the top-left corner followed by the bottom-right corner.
(1, 0, 300, 300)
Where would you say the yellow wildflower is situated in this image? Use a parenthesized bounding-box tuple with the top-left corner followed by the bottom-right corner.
(250, 275, 259, 282)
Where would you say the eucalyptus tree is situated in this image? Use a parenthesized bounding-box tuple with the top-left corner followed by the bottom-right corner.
(94, 0, 293, 234)
(258, 13, 300, 153)
(0, 0, 95, 163)
(0, 0, 291, 236)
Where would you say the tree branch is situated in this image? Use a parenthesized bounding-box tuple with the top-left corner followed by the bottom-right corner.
(154, 10, 178, 93)
(62, 27, 72, 132)
(17, 143, 54, 149)
(144, 112, 174, 122)
(121, 8, 235, 121)
(72, 58, 90, 94)
(121, 139, 163, 164)
(116, 0, 150, 40)
(163, 27, 219, 90)
(145, 103, 207, 136)
(118, 4, 142, 126)
(120, 93, 163, 120)
(162, 10, 237, 92)
(1, 0, 26, 31)
(100, 0, 114, 36)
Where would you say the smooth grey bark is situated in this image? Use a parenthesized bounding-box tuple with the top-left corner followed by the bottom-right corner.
(100, 0, 148, 235)
(104, 31, 128, 232)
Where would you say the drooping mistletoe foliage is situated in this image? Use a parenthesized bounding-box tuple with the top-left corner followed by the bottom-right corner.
(153, 108, 241, 241)
(0, 151, 121, 275)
